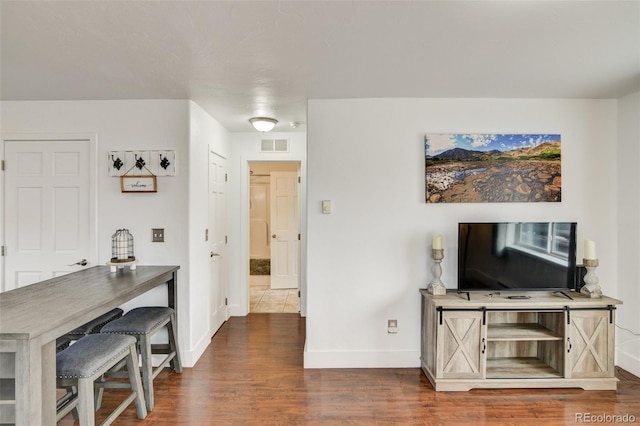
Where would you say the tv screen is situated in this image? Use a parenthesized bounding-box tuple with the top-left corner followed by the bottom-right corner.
(458, 222, 577, 292)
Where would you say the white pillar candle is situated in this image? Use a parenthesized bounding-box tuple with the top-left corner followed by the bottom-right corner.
(433, 234, 443, 250)
(584, 239, 597, 260)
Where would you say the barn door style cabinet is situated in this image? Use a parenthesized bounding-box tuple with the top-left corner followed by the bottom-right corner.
(420, 290, 621, 391)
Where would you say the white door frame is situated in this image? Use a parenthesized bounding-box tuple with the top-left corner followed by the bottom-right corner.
(1, 133, 98, 290)
(237, 158, 306, 317)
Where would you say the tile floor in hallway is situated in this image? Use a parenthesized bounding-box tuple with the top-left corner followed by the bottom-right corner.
(250, 275, 299, 313)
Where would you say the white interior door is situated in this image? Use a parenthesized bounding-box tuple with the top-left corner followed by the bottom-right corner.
(270, 171, 299, 289)
(249, 177, 270, 259)
(3, 139, 93, 291)
(208, 150, 227, 334)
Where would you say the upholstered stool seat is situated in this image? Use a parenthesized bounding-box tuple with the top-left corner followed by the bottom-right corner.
(56, 334, 147, 425)
(100, 306, 182, 411)
(56, 335, 72, 352)
(66, 308, 124, 339)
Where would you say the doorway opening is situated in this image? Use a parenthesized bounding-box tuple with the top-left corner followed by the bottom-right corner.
(248, 161, 300, 313)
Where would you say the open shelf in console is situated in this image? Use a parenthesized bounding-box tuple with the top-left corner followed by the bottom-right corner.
(487, 357, 563, 379)
(488, 323, 563, 341)
(485, 311, 565, 380)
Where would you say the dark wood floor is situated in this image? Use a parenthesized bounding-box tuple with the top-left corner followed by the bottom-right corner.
(66, 313, 640, 425)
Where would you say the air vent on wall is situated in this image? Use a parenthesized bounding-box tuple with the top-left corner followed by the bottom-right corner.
(261, 139, 289, 153)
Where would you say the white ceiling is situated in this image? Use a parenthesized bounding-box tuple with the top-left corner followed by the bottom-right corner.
(1, 1, 639, 132)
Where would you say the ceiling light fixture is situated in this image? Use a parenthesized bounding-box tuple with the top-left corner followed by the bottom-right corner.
(249, 117, 278, 132)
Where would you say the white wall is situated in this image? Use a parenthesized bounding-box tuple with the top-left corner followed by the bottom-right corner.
(0, 100, 211, 367)
(305, 98, 618, 368)
(228, 132, 307, 316)
(187, 101, 231, 365)
(616, 90, 640, 377)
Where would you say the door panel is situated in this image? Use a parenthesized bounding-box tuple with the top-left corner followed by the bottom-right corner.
(208, 150, 227, 334)
(4, 140, 92, 291)
(269, 171, 299, 289)
(249, 181, 270, 259)
(566, 310, 614, 378)
(438, 311, 485, 379)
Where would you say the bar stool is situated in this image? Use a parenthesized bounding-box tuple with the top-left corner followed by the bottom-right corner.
(56, 335, 72, 352)
(65, 308, 124, 340)
(56, 334, 147, 425)
(100, 306, 182, 411)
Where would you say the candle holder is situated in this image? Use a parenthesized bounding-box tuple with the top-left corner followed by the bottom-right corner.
(107, 229, 137, 272)
(428, 249, 446, 295)
(580, 258, 602, 298)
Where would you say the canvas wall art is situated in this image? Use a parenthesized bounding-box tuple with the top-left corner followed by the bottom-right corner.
(425, 133, 561, 203)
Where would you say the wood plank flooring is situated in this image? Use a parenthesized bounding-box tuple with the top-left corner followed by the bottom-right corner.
(65, 314, 640, 425)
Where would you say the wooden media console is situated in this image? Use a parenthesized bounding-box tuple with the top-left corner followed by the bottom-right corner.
(420, 290, 622, 391)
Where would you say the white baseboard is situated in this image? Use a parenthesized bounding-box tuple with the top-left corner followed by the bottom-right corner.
(304, 346, 421, 368)
(180, 327, 215, 368)
(227, 307, 246, 317)
(617, 349, 640, 378)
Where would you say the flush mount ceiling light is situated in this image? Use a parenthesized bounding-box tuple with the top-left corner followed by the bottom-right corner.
(249, 117, 278, 132)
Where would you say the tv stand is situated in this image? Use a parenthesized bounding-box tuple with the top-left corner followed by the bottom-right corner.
(420, 290, 622, 391)
(554, 290, 574, 300)
(456, 290, 471, 301)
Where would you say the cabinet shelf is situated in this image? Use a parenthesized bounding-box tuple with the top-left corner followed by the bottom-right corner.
(0, 379, 15, 402)
(487, 357, 563, 379)
(487, 323, 563, 341)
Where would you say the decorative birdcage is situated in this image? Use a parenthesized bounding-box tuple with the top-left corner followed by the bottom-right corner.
(111, 229, 135, 262)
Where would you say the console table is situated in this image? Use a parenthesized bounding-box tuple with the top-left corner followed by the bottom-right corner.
(420, 290, 622, 391)
(0, 265, 179, 425)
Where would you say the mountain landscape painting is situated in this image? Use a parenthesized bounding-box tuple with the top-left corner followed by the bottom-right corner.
(425, 133, 562, 203)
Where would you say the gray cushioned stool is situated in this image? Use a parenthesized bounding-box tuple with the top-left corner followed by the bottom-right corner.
(56, 335, 72, 352)
(100, 306, 182, 412)
(56, 334, 147, 425)
(66, 308, 124, 339)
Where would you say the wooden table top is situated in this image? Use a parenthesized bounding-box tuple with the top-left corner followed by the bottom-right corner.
(420, 289, 622, 308)
(0, 265, 179, 342)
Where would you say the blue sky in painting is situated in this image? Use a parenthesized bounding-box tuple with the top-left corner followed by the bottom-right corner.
(425, 133, 561, 156)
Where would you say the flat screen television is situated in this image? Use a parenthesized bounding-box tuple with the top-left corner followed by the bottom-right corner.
(457, 222, 577, 292)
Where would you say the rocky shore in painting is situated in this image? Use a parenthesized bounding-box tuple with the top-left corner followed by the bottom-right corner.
(426, 160, 561, 203)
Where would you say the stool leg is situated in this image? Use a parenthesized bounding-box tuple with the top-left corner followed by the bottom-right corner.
(77, 377, 95, 426)
(94, 374, 105, 409)
(168, 312, 183, 373)
(125, 344, 148, 420)
(140, 333, 155, 412)
(67, 386, 80, 420)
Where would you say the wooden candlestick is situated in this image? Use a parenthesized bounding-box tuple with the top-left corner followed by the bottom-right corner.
(581, 258, 602, 298)
(428, 249, 446, 295)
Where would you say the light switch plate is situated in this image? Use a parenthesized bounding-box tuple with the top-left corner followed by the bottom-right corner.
(322, 200, 332, 214)
(152, 228, 164, 242)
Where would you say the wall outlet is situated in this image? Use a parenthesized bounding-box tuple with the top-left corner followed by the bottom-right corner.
(388, 319, 398, 334)
(152, 228, 164, 242)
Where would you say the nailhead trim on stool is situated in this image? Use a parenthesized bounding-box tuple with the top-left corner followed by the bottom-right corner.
(100, 306, 182, 412)
(56, 334, 147, 425)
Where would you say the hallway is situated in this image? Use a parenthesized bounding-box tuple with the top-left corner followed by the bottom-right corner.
(249, 276, 299, 313)
(82, 314, 640, 425)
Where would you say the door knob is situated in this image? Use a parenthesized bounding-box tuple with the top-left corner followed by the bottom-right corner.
(210, 252, 220, 258)
(272, 234, 277, 239)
